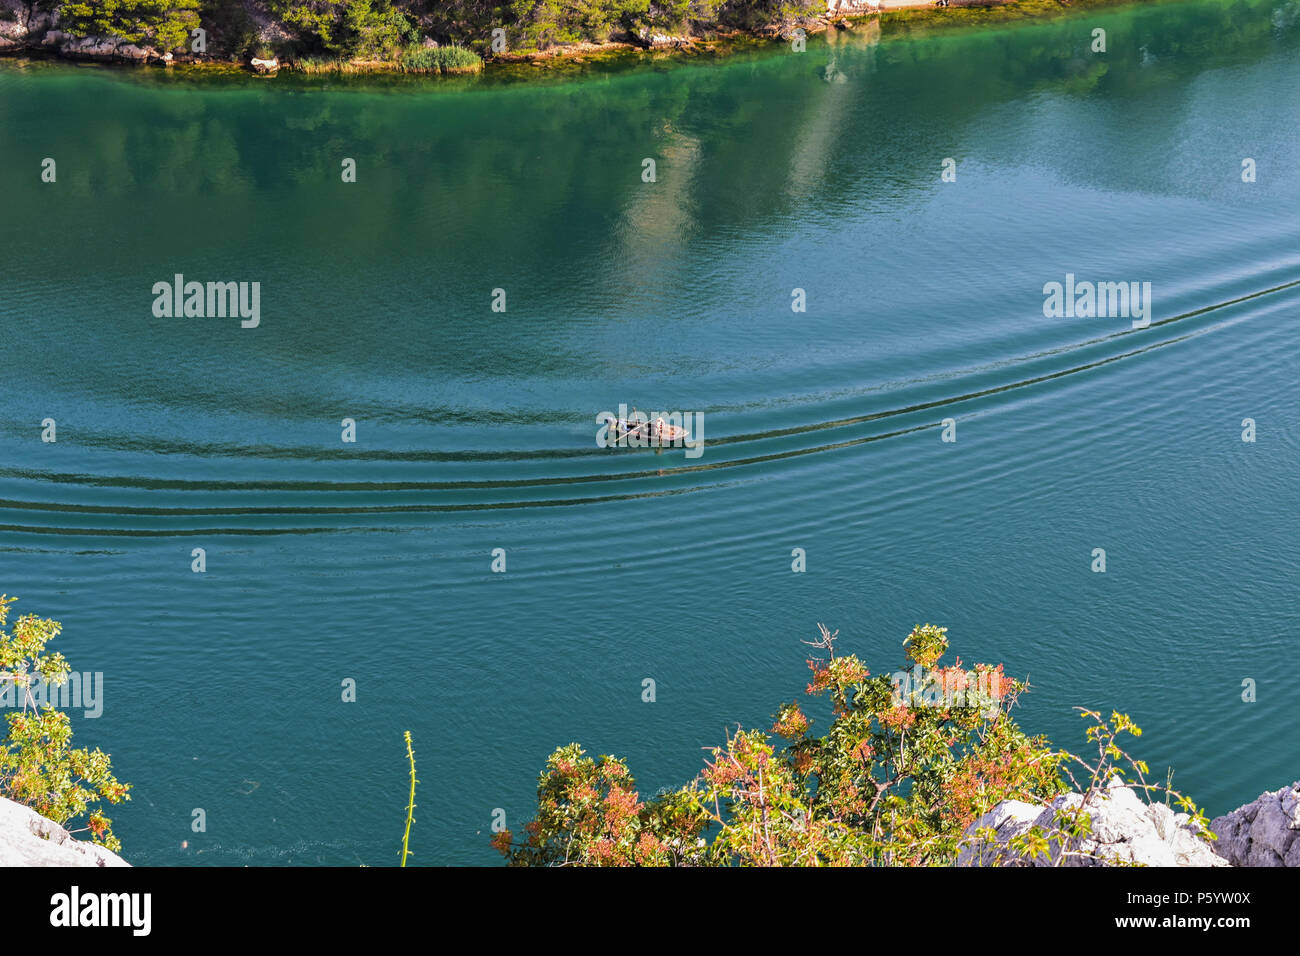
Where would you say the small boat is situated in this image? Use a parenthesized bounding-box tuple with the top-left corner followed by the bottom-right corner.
(608, 416, 691, 447)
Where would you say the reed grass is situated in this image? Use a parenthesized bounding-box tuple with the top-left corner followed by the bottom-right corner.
(401, 730, 418, 866)
(289, 45, 482, 75)
(399, 44, 483, 74)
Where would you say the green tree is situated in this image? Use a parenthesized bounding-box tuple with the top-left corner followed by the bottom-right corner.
(269, 0, 416, 57)
(57, 0, 202, 51)
(0, 595, 130, 852)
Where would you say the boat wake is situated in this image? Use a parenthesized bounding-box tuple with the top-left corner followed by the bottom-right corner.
(1, 276, 1296, 537)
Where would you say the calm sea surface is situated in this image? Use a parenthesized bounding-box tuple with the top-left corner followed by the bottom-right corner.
(0, 0, 1296, 864)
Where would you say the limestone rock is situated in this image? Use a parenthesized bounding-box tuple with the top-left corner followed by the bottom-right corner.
(1210, 781, 1300, 867)
(0, 18, 27, 47)
(959, 781, 1227, 867)
(65, 36, 121, 59)
(827, 0, 882, 13)
(116, 43, 155, 63)
(0, 1, 56, 49)
(0, 796, 129, 867)
(636, 29, 691, 50)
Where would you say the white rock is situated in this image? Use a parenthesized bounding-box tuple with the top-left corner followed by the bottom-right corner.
(0, 796, 128, 867)
(960, 781, 1227, 867)
(636, 29, 690, 49)
(0, 19, 27, 43)
(116, 43, 156, 62)
(956, 800, 1041, 866)
(1210, 781, 1300, 867)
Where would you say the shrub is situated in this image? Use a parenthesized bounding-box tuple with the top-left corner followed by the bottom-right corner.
(0, 595, 130, 852)
(268, 0, 417, 58)
(58, 0, 202, 51)
(495, 623, 1210, 866)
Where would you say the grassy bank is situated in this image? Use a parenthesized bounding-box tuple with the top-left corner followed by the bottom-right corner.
(290, 44, 483, 74)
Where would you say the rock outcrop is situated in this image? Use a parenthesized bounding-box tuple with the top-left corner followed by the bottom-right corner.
(959, 782, 1227, 867)
(1209, 781, 1300, 867)
(0, 796, 129, 867)
(635, 29, 693, 50)
(0, 2, 51, 53)
(49, 33, 167, 62)
(827, 0, 882, 14)
(0, 3, 168, 63)
(0, 16, 27, 53)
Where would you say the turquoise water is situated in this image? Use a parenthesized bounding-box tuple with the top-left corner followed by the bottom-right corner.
(0, 0, 1296, 865)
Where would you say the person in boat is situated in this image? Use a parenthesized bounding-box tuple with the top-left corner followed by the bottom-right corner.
(626, 409, 644, 442)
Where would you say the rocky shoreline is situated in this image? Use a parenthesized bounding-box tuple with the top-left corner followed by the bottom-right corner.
(0, 14, 170, 65)
(0, 9, 809, 71)
(961, 779, 1300, 867)
(0, 0, 1029, 76)
(2, 778, 1296, 866)
(0, 796, 128, 867)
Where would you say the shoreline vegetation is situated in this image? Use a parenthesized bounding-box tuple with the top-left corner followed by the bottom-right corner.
(0, 595, 129, 856)
(492, 623, 1229, 866)
(0, 0, 1153, 80)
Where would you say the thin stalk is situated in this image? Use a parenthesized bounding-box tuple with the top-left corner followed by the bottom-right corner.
(401, 731, 418, 866)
